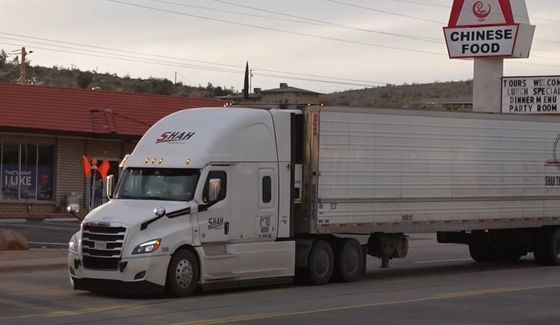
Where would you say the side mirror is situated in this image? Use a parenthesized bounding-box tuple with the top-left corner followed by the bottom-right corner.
(67, 203, 83, 221)
(106, 175, 115, 199)
(67, 203, 80, 213)
(208, 178, 221, 203)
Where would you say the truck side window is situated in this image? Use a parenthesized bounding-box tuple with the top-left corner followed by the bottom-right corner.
(262, 176, 272, 203)
(203, 171, 227, 204)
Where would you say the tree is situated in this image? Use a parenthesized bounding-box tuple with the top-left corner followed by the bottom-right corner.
(77, 71, 93, 89)
(0, 50, 6, 69)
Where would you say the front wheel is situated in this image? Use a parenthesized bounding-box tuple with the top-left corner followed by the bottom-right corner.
(166, 249, 199, 297)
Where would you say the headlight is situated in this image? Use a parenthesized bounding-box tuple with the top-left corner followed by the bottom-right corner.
(132, 239, 161, 255)
(69, 233, 81, 253)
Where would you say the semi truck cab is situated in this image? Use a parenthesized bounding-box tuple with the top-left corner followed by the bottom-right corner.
(69, 107, 299, 296)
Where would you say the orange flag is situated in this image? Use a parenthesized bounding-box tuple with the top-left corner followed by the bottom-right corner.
(82, 155, 91, 178)
(98, 160, 111, 181)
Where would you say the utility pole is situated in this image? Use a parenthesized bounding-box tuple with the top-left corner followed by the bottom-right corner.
(17, 47, 32, 84)
(250, 69, 253, 94)
(243, 62, 249, 99)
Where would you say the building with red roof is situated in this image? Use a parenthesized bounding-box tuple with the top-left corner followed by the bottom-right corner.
(0, 83, 223, 218)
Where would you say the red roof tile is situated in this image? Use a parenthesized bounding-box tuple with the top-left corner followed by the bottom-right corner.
(0, 83, 224, 137)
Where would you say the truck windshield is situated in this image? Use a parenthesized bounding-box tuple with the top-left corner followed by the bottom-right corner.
(114, 168, 200, 201)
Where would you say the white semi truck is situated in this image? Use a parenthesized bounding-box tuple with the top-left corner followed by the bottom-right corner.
(68, 106, 560, 296)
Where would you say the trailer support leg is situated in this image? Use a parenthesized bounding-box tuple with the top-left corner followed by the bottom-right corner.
(381, 255, 390, 268)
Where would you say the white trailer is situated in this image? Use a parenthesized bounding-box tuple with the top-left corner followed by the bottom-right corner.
(68, 106, 560, 296)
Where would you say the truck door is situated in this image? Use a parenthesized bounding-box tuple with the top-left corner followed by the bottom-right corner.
(256, 168, 277, 238)
(198, 167, 231, 243)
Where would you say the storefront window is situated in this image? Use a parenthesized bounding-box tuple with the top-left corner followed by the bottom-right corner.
(38, 145, 54, 201)
(0, 143, 54, 201)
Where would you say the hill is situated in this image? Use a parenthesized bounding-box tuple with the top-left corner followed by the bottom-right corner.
(0, 61, 235, 98)
(321, 81, 473, 108)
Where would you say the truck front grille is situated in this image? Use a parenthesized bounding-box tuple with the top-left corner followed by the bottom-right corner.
(81, 224, 126, 270)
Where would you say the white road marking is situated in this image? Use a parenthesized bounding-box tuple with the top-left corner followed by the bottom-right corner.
(413, 258, 472, 264)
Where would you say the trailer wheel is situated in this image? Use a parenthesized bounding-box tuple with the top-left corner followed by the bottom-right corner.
(499, 248, 523, 263)
(534, 228, 560, 266)
(166, 249, 199, 297)
(307, 240, 334, 285)
(469, 231, 494, 263)
(337, 239, 364, 282)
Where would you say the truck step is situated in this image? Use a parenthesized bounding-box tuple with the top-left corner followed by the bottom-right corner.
(204, 253, 236, 260)
(204, 272, 239, 281)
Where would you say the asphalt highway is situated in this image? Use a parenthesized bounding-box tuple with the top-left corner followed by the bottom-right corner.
(1, 233, 559, 324)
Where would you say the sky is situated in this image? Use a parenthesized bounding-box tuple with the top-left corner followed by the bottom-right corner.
(1, 0, 560, 94)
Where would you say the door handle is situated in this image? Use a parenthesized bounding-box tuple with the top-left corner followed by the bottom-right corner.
(224, 222, 230, 235)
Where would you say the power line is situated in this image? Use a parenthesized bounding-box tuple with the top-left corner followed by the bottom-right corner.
(0, 32, 386, 85)
(105, 0, 443, 55)
(387, 0, 448, 9)
(324, 0, 444, 24)
(0, 42, 378, 88)
(148, 0, 326, 27)
(0, 40, 244, 75)
(209, 0, 441, 43)
(0, 39, 382, 88)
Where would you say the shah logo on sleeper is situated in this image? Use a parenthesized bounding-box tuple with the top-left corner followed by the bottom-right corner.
(155, 131, 195, 144)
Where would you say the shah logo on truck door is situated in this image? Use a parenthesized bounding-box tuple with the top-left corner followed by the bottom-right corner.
(208, 217, 224, 230)
(155, 131, 195, 144)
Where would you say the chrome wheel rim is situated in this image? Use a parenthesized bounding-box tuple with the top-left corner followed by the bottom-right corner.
(175, 259, 194, 288)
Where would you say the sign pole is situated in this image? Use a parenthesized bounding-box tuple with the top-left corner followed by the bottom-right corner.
(473, 58, 503, 112)
(90, 174, 95, 212)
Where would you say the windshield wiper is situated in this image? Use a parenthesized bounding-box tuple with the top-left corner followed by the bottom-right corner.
(145, 196, 171, 201)
(140, 207, 191, 230)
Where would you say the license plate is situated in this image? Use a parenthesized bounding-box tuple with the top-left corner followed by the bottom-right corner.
(94, 241, 106, 250)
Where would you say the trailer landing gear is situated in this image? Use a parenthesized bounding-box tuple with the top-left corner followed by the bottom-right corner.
(367, 233, 409, 268)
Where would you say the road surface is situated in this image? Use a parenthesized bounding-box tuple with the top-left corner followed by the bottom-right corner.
(0, 219, 78, 248)
(1, 234, 559, 324)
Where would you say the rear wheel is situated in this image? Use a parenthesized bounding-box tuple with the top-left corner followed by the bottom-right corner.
(336, 239, 364, 282)
(534, 228, 560, 266)
(166, 249, 199, 297)
(307, 240, 334, 285)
